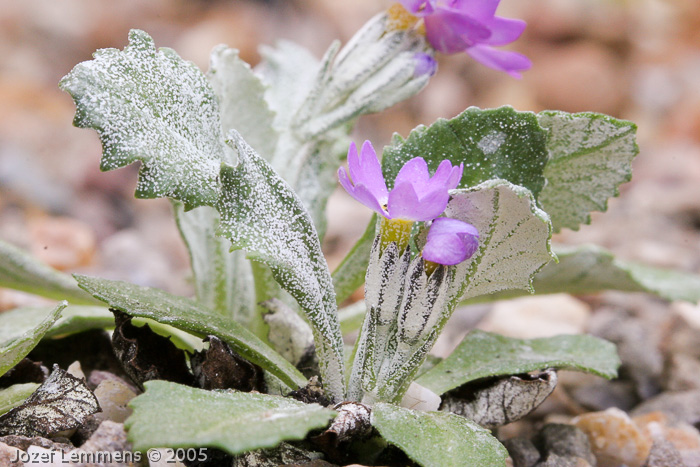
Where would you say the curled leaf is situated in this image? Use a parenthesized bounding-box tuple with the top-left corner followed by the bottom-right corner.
(190, 336, 265, 392)
(111, 310, 194, 390)
(0, 366, 100, 437)
(312, 401, 372, 462)
(441, 370, 558, 429)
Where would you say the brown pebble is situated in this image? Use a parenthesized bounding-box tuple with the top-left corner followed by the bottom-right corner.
(573, 407, 651, 467)
(28, 216, 96, 271)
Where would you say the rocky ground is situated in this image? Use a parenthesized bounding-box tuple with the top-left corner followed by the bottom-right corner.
(1, 0, 700, 465)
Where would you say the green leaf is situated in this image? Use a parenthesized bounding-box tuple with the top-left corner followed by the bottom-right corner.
(172, 48, 277, 325)
(0, 302, 67, 377)
(416, 330, 620, 395)
(0, 240, 98, 305)
(382, 106, 549, 197)
(60, 29, 231, 208)
(332, 215, 377, 305)
(208, 46, 278, 160)
(338, 301, 367, 335)
(217, 132, 345, 401)
(381, 108, 639, 235)
(371, 403, 508, 467)
(74, 275, 306, 390)
(447, 180, 555, 302)
(618, 258, 700, 303)
(2, 305, 113, 339)
(534, 245, 700, 302)
(126, 381, 336, 455)
(173, 203, 258, 328)
(538, 112, 639, 232)
(0, 384, 39, 416)
(464, 244, 700, 304)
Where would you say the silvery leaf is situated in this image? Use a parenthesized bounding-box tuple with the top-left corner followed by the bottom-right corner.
(538, 112, 638, 232)
(417, 330, 620, 395)
(462, 244, 700, 305)
(382, 106, 549, 197)
(447, 180, 555, 302)
(75, 274, 307, 391)
(208, 45, 277, 160)
(60, 29, 231, 209)
(217, 132, 345, 401)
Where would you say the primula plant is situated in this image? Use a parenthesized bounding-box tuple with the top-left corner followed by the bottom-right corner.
(2, 1, 700, 466)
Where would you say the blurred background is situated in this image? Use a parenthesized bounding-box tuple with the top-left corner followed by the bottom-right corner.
(1, 0, 699, 312)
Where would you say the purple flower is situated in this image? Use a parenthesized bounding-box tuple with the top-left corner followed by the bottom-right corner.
(338, 141, 462, 222)
(423, 217, 479, 265)
(413, 53, 438, 77)
(397, 0, 531, 78)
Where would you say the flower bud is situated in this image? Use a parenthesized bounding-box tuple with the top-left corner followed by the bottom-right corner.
(294, 12, 434, 138)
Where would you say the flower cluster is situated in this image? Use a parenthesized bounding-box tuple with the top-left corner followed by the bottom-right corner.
(338, 141, 478, 265)
(397, 0, 531, 78)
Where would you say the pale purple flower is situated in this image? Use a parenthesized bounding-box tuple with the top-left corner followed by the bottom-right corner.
(423, 217, 479, 265)
(397, 0, 531, 78)
(413, 53, 438, 77)
(338, 141, 462, 222)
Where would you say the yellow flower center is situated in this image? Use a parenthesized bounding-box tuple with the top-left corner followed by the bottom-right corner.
(379, 217, 414, 253)
(386, 3, 420, 32)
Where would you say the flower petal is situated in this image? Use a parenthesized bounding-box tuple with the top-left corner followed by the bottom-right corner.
(413, 53, 438, 77)
(338, 166, 355, 194)
(398, 0, 436, 16)
(428, 159, 455, 186)
(447, 0, 501, 21)
(417, 160, 462, 196)
(348, 140, 389, 204)
(394, 157, 431, 191)
(387, 181, 420, 220)
(424, 9, 491, 53)
(349, 182, 391, 218)
(480, 16, 527, 46)
(429, 216, 479, 237)
(388, 183, 449, 221)
(447, 163, 463, 189)
(466, 45, 532, 78)
(423, 217, 479, 265)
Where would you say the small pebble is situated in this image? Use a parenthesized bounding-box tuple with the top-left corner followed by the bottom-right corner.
(642, 439, 684, 467)
(535, 423, 596, 465)
(0, 442, 25, 466)
(66, 361, 85, 381)
(27, 216, 96, 271)
(503, 437, 540, 467)
(632, 390, 700, 426)
(664, 353, 700, 391)
(573, 407, 651, 467)
(478, 294, 591, 339)
(92, 379, 137, 423)
(633, 411, 700, 466)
